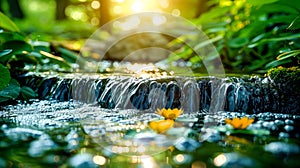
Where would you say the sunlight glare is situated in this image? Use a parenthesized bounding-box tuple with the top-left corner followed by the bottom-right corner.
(112, 0, 124, 2)
(131, 1, 143, 12)
(158, 0, 169, 8)
(141, 155, 156, 168)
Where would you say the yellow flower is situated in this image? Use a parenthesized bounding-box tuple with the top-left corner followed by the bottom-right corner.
(225, 117, 254, 130)
(156, 108, 183, 120)
(149, 119, 174, 133)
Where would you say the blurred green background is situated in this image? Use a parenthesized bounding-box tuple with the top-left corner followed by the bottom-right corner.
(0, 0, 300, 73)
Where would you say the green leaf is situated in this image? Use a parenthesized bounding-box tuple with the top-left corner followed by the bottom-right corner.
(0, 79, 20, 103)
(0, 32, 26, 43)
(0, 12, 20, 32)
(190, 55, 201, 63)
(0, 49, 12, 57)
(0, 49, 13, 63)
(265, 59, 293, 68)
(0, 64, 10, 90)
(255, 3, 299, 15)
(31, 41, 51, 52)
(288, 15, 300, 30)
(58, 47, 85, 65)
(277, 50, 300, 60)
(248, 0, 279, 7)
(195, 6, 231, 24)
(194, 35, 223, 50)
(248, 33, 300, 48)
(2, 40, 33, 54)
(229, 37, 249, 48)
(20, 86, 38, 100)
(40, 51, 72, 69)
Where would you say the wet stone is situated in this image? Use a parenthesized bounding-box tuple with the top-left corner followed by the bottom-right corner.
(65, 130, 81, 152)
(262, 121, 275, 130)
(68, 153, 97, 168)
(284, 125, 294, 132)
(165, 82, 181, 109)
(215, 153, 259, 168)
(3, 127, 45, 141)
(264, 142, 300, 155)
(279, 132, 290, 139)
(285, 119, 294, 125)
(175, 137, 201, 152)
(28, 134, 58, 157)
(274, 120, 284, 126)
(200, 129, 222, 143)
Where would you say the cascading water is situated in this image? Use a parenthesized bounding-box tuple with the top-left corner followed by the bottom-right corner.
(17, 73, 298, 114)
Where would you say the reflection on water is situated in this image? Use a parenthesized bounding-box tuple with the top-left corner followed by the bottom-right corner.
(1, 100, 300, 167)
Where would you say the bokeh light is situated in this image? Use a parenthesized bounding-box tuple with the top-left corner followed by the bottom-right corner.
(93, 155, 106, 165)
(91, 1, 100, 9)
(214, 154, 227, 167)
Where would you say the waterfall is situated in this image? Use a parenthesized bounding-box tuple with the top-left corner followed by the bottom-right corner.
(17, 73, 299, 114)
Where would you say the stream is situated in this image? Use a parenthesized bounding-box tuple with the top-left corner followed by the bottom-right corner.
(0, 73, 299, 168)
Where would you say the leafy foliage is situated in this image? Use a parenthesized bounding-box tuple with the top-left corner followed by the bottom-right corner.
(0, 63, 10, 90)
(0, 12, 83, 103)
(169, 0, 300, 72)
(0, 79, 20, 103)
(0, 12, 20, 32)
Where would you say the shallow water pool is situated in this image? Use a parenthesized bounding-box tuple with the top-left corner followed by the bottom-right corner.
(1, 100, 300, 167)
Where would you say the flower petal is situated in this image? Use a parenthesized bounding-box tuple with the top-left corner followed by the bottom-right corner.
(156, 108, 183, 120)
(225, 117, 254, 130)
(149, 119, 174, 133)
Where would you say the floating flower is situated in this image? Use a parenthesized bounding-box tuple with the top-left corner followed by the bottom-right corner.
(225, 117, 254, 130)
(149, 119, 174, 133)
(156, 108, 183, 120)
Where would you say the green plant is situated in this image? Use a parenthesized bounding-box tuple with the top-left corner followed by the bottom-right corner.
(266, 49, 300, 68)
(0, 12, 83, 103)
(169, 0, 300, 72)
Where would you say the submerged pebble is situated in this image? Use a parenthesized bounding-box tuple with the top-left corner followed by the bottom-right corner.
(28, 134, 58, 157)
(3, 127, 45, 141)
(213, 152, 258, 168)
(69, 153, 97, 168)
(264, 142, 300, 155)
(175, 137, 201, 152)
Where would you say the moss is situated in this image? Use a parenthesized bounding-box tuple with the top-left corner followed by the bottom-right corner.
(267, 66, 300, 82)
